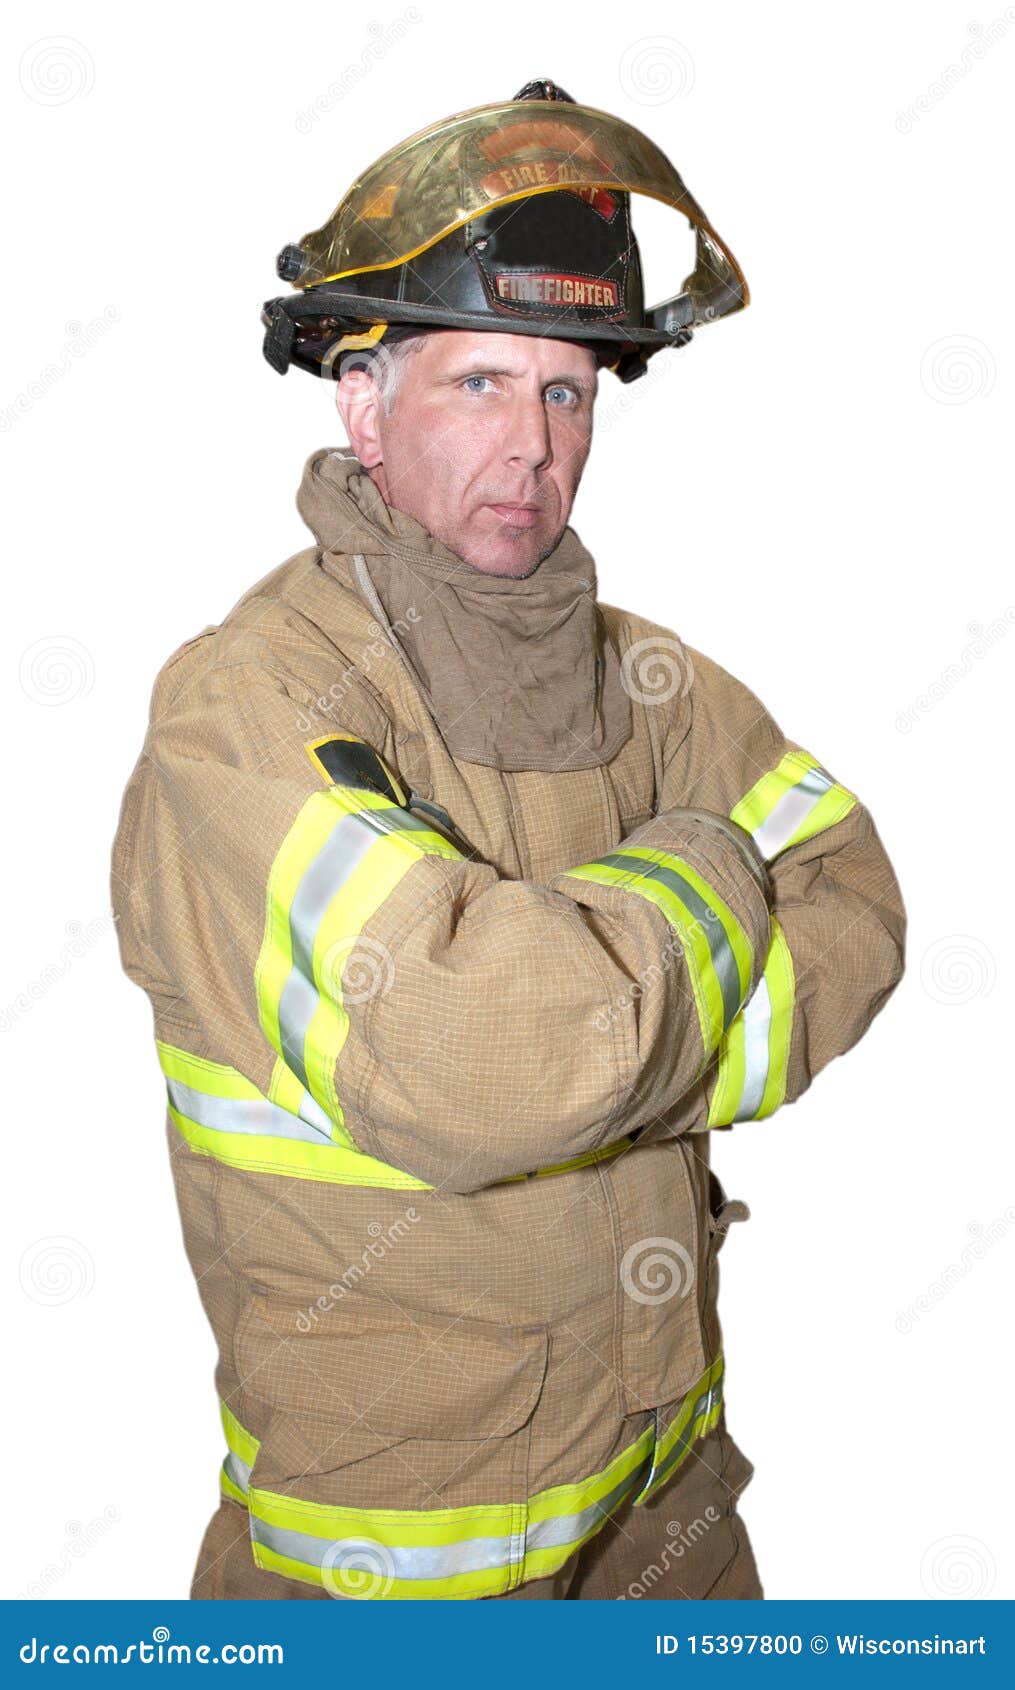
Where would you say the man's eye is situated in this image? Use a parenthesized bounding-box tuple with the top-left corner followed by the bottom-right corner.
(463, 375, 494, 394)
(546, 385, 578, 407)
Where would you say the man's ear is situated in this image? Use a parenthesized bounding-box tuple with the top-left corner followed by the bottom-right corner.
(335, 367, 385, 469)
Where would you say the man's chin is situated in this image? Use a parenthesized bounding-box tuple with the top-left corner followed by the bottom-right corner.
(453, 522, 562, 578)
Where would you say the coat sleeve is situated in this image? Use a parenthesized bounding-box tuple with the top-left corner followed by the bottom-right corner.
(126, 660, 776, 1193)
(657, 643, 907, 1131)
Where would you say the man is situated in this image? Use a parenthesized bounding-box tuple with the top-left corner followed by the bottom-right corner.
(110, 81, 905, 1601)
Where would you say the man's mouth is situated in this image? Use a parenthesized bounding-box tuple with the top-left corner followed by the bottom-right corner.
(486, 502, 542, 530)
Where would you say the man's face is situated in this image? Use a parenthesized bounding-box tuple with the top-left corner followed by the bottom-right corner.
(336, 330, 598, 577)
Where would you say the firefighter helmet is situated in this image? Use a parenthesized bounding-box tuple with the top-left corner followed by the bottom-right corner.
(262, 78, 748, 385)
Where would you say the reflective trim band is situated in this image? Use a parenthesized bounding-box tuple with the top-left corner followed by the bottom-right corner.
(634, 1353, 725, 1504)
(533, 1138, 632, 1178)
(222, 1358, 719, 1598)
(254, 782, 462, 1130)
(498, 1137, 634, 1185)
(702, 748, 853, 1130)
(561, 848, 753, 1050)
(252, 1520, 523, 1597)
(159, 1043, 629, 1191)
(166, 1076, 332, 1146)
(706, 919, 795, 1126)
(158, 1042, 431, 1191)
(220, 1400, 260, 1504)
(730, 750, 856, 863)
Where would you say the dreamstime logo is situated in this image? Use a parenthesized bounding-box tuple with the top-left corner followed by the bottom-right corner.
(322, 1537, 396, 1599)
(920, 935, 995, 1005)
(321, 934, 396, 1004)
(19, 36, 95, 105)
(594, 920, 715, 1033)
(920, 1535, 996, 1597)
(295, 11, 422, 131)
(920, 336, 996, 404)
(621, 635, 694, 706)
(895, 609, 1015, 731)
(19, 636, 95, 706)
(617, 1508, 721, 1597)
(20, 1236, 95, 1306)
(619, 37, 696, 104)
(294, 601, 421, 734)
(19, 1508, 120, 1598)
(0, 910, 115, 1035)
(894, 1208, 1015, 1334)
(1, 308, 120, 434)
(895, 13, 1015, 132)
(596, 352, 675, 433)
(621, 1237, 694, 1305)
(323, 335, 401, 393)
(296, 1208, 420, 1330)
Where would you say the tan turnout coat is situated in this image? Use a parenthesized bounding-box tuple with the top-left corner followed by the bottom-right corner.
(110, 447, 906, 1600)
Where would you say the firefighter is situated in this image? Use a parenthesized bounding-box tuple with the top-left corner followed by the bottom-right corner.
(110, 79, 905, 1600)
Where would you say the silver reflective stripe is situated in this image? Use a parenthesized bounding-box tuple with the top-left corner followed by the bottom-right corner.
(166, 1078, 333, 1145)
(751, 765, 833, 861)
(598, 851, 742, 1030)
(735, 974, 773, 1121)
(648, 1369, 723, 1494)
(526, 1455, 652, 1552)
(277, 805, 433, 1090)
(297, 1089, 333, 1136)
(224, 1451, 251, 1496)
(250, 1519, 516, 1581)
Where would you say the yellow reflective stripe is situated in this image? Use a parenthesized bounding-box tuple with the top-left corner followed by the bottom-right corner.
(525, 1425, 654, 1533)
(168, 1103, 431, 1189)
(706, 917, 795, 1126)
(158, 1042, 260, 1100)
(566, 857, 715, 1047)
(219, 1400, 261, 1505)
(223, 1358, 719, 1598)
(221, 1401, 260, 1470)
(611, 847, 753, 1000)
(254, 784, 461, 1129)
(220, 1466, 248, 1506)
(251, 1543, 511, 1600)
(160, 1043, 624, 1190)
(730, 750, 856, 861)
(256, 787, 349, 1060)
(303, 823, 452, 1122)
(756, 918, 794, 1118)
(266, 1055, 315, 1117)
(706, 1012, 746, 1126)
(703, 746, 853, 1130)
(532, 1137, 632, 1178)
(562, 850, 751, 1052)
(159, 1039, 430, 1189)
(251, 1489, 519, 1548)
(635, 1353, 725, 1504)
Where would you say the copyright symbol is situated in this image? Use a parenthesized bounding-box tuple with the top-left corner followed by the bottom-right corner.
(810, 1635, 829, 1654)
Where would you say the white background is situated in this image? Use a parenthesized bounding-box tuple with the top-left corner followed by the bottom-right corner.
(2, 0, 1012, 1602)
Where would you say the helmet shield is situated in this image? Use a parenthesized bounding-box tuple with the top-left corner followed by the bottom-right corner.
(263, 92, 748, 382)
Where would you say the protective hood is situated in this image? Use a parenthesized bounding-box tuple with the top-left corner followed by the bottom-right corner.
(296, 446, 632, 773)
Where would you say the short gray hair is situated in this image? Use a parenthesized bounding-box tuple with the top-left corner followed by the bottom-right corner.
(339, 332, 428, 415)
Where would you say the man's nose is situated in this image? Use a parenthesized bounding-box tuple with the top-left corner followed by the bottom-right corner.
(503, 392, 553, 471)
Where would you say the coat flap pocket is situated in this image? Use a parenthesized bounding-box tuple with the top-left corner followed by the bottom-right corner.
(234, 1294, 548, 1442)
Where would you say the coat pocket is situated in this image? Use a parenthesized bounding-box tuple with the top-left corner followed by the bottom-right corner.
(232, 1293, 548, 1509)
